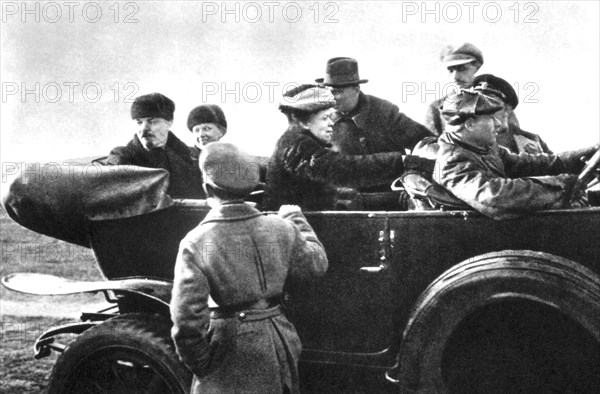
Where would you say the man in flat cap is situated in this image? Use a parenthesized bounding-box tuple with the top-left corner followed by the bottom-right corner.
(414, 89, 597, 220)
(425, 43, 484, 136)
(316, 57, 433, 156)
(171, 142, 327, 394)
(107, 92, 205, 199)
(473, 74, 552, 155)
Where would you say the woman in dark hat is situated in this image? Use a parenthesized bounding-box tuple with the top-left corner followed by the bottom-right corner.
(264, 84, 434, 210)
(186, 104, 228, 159)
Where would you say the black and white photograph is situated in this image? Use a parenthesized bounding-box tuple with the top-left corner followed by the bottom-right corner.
(1, 1, 599, 393)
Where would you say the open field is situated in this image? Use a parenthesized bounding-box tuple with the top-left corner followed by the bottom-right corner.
(1, 208, 107, 393)
(1, 207, 104, 309)
(1, 315, 70, 393)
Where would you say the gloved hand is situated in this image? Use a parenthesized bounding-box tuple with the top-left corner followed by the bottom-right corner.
(568, 186, 589, 208)
(566, 175, 590, 208)
(559, 143, 600, 173)
(278, 204, 302, 217)
(401, 155, 436, 177)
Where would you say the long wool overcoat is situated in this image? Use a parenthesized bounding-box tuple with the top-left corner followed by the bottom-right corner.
(170, 203, 328, 394)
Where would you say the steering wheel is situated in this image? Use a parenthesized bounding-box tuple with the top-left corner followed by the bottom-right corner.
(571, 148, 600, 203)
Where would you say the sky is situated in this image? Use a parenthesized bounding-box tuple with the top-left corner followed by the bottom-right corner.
(1, 0, 599, 173)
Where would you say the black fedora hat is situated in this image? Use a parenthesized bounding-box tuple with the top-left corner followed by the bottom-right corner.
(315, 57, 369, 87)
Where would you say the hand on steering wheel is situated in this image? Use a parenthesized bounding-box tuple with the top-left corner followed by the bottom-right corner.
(570, 147, 600, 205)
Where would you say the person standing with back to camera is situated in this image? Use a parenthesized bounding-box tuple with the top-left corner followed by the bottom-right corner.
(170, 142, 328, 394)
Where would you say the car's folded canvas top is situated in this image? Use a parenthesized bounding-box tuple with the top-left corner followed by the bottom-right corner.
(2, 164, 173, 247)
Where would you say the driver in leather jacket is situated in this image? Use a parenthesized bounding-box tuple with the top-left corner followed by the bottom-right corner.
(413, 88, 598, 220)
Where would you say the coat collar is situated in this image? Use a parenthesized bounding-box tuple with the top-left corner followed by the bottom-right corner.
(201, 202, 263, 224)
(288, 124, 332, 148)
(130, 131, 191, 157)
(333, 91, 370, 130)
(440, 131, 494, 155)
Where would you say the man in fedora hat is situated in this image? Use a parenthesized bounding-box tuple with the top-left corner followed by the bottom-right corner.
(414, 89, 596, 220)
(171, 142, 328, 394)
(472, 74, 552, 155)
(425, 42, 484, 136)
(107, 92, 205, 199)
(315, 57, 433, 156)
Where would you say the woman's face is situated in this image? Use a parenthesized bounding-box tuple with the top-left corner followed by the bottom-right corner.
(304, 109, 334, 144)
(192, 123, 224, 147)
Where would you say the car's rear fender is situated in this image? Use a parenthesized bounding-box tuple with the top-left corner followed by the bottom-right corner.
(2, 273, 176, 358)
(389, 250, 600, 393)
(1, 273, 174, 314)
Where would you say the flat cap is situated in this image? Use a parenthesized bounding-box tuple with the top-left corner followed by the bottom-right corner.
(440, 43, 484, 67)
(200, 142, 260, 196)
(130, 93, 175, 121)
(473, 74, 519, 109)
(279, 84, 336, 113)
(442, 89, 504, 126)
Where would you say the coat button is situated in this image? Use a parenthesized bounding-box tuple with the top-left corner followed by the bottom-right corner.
(239, 312, 246, 320)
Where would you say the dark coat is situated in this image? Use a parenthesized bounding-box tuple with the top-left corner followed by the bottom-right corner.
(414, 134, 578, 220)
(424, 97, 445, 136)
(264, 125, 414, 211)
(496, 125, 553, 155)
(107, 132, 205, 199)
(170, 202, 328, 394)
(330, 92, 434, 155)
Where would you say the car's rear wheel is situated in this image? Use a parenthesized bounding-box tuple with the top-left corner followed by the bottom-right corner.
(47, 313, 192, 394)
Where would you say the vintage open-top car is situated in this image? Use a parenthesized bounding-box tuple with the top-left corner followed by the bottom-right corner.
(2, 150, 599, 393)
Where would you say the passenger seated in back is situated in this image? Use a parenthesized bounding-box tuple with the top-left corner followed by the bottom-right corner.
(107, 93, 205, 199)
(264, 84, 434, 211)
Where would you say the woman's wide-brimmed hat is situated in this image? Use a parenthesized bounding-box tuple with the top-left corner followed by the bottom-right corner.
(279, 84, 336, 113)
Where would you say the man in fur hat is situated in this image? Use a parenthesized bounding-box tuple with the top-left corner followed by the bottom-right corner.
(107, 92, 205, 199)
(315, 57, 433, 156)
(170, 142, 328, 394)
(414, 89, 597, 220)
